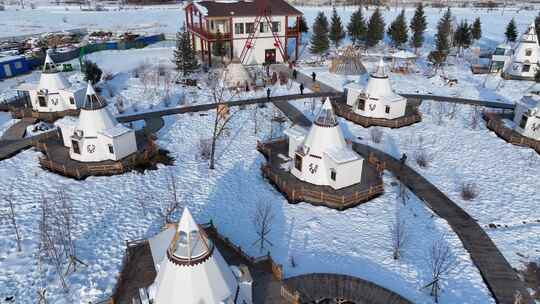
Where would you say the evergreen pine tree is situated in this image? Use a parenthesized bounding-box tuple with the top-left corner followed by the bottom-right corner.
(387, 9, 408, 48)
(310, 11, 330, 54)
(471, 17, 482, 41)
(505, 18, 518, 43)
(366, 7, 385, 48)
(435, 8, 452, 54)
(83, 60, 102, 85)
(294, 15, 309, 33)
(173, 27, 199, 76)
(453, 20, 472, 54)
(212, 30, 227, 63)
(409, 2, 427, 51)
(329, 7, 346, 47)
(347, 7, 367, 45)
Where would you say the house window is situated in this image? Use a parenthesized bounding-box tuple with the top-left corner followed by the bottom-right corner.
(294, 154, 302, 171)
(234, 23, 244, 35)
(72, 140, 80, 154)
(385, 105, 390, 114)
(246, 23, 255, 34)
(522, 65, 531, 73)
(519, 115, 528, 129)
(260, 22, 270, 33)
(330, 169, 336, 181)
(69, 97, 75, 105)
(526, 49, 532, 56)
(14, 61, 22, 69)
(210, 20, 215, 30)
(272, 22, 280, 32)
(357, 99, 365, 111)
(38, 95, 47, 107)
(108, 144, 114, 154)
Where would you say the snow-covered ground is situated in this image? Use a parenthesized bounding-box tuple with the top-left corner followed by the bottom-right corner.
(0, 4, 539, 304)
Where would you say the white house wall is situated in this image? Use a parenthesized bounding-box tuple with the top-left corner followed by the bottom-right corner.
(109, 132, 138, 161)
(69, 137, 106, 162)
(28, 88, 84, 113)
(324, 157, 363, 189)
(348, 88, 407, 120)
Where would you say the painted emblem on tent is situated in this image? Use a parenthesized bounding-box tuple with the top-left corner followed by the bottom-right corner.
(308, 163, 318, 174)
(532, 123, 540, 131)
(369, 104, 376, 111)
(513, 64, 520, 71)
(87, 144, 96, 153)
(51, 98, 58, 105)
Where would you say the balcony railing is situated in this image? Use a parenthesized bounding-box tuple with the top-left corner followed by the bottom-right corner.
(188, 25, 232, 40)
(286, 27, 299, 36)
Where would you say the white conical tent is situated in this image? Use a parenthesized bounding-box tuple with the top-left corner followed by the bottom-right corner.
(365, 59, 400, 101)
(303, 98, 348, 158)
(151, 208, 238, 304)
(506, 23, 540, 79)
(38, 52, 71, 91)
(75, 82, 117, 138)
(224, 61, 252, 88)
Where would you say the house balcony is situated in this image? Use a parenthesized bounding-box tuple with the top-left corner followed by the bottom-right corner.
(286, 27, 299, 37)
(188, 25, 232, 41)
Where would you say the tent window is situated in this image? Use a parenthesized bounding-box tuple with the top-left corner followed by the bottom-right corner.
(385, 105, 390, 114)
(72, 140, 80, 154)
(108, 144, 114, 154)
(294, 154, 302, 171)
(526, 49, 532, 56)
(330, 169, 336, 181)
(522, 65, 531, 73)
(519, 115, 528, 129)
(38, 96, 47, 107)
(69, 97, 75, 105)
(357, 99, 365, 111)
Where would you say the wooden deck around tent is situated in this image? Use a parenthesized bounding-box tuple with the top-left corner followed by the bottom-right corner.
(483, 112, 540, 154)
(35, 130, 159, 179)
(332, 100, 422, 129)
(257, 138, 384, 210)
(11, 107, 80, 122)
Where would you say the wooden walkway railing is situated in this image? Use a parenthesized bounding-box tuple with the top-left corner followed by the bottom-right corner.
(483, 112, 540, 154)
(333, 101, 422, 129)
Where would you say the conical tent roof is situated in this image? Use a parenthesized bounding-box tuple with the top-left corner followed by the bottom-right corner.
(303, 98, 348, 157)
(75, 82, 117, 138)
(365, 59, 395, 99)
(520, 23, 538, 44)
(224, 60, 252, 87)
(152, 207, 238, 304)
(38, 52, 71, 91)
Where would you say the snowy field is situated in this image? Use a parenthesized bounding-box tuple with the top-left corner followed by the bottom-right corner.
(0, 3, 539, 304)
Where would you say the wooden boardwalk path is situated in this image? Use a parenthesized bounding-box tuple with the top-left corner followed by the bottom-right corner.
(273, 92, 532, 303)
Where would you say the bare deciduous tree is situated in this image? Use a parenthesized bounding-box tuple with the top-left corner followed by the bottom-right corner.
(397, 180, 409, 206)
(162, 171, 181, 224)
(469, 105, 482, 130)
(433, 102, 448, 126)
(2, 189, 22, 252)
(424, 235, 458, 303)
(460, 182, 479, 201)
(370, 127, 384, 144)
(252, 201, 275, 253)
(390, 211, 408, 260)
(206, 70, 240, 169)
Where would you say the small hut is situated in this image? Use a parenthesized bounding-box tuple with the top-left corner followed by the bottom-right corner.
(329, 46, 366, 75)
(490, 43, 513, 73)
(223, 60, 252, 88)
(17, 52, 85, 113)
(513, 84, 540, 140)
(346, 59, 407, 120)
(284, 98, 364, 189)
(504, 23, 540, 80)
(57, 82, 138, 162)
(391, 50, 416, 74)
(147, 207, 254, 304)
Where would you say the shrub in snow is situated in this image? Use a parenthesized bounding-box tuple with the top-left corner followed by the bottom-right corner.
(414, 148, 432, 168)
(199, 138, 212, 160)
(460, 182, 478, 201)
(370, 127, 384, 143)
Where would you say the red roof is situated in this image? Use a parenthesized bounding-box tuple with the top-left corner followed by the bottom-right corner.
(193, 0, 302, 17)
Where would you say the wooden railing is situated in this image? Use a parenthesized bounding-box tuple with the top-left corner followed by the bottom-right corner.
(286, 27, 299, 36)
(333, 101, 422, 128)
(484, 112, 540, 153)
(187, 25, 232, 40)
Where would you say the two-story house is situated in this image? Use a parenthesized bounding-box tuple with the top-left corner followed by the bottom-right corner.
(183, 0, 302, 66)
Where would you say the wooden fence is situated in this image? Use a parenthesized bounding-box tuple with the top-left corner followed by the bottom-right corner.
(333, 101, 422, 128)
(484, 112, 540, 154)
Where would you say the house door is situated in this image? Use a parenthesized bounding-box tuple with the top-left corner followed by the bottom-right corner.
(3, 64, 12, 77)
(265, 49, 276, 64)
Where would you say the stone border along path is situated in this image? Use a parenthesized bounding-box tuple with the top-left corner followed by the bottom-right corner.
(271, 64, 532, 304)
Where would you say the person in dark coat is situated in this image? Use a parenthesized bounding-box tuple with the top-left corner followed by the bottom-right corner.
(266, 87, 271, 100)
(311, 72, 316, 82)
(292, 69, 298, 80)
(400, 153, 407, 171)
(299, 83, 304, 95)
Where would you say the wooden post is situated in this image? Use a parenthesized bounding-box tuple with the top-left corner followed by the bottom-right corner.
(295, 15, 300, 61)
(284, 15, 289, 62)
